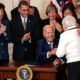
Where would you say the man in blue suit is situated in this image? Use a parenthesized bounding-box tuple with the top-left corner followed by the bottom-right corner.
(36, 25, 60, 63)
(36, 25, 67, 80)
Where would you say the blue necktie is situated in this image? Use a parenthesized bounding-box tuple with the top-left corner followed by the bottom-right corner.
(49, 43, 53, 49)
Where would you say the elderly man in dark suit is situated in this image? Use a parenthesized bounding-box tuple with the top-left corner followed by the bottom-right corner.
(36, 25, 60, 63)
(36, 25, 66, 80)
(11, 1, 41, 61)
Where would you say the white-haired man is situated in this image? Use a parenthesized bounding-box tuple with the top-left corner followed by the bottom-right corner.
(36, 25, 67, 80)
(52, 15, 80, 80)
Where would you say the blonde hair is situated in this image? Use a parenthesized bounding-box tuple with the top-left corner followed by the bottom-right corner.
(46, 4, 58, 15)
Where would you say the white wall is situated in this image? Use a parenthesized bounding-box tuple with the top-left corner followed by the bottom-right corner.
(30, 0, 50, 19)
(0, 0, 50, 19)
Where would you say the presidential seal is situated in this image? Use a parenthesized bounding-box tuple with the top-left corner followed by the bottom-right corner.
(16, 65, 33, 80)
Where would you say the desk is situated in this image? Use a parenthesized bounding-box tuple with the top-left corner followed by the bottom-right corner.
(0, 61, 58, 80)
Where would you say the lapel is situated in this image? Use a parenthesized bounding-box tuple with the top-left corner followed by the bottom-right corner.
(18, 15, 25, 33)
(45, 18, 50, 24)
(26, 16, 31, 33)
(19, 15, 31, 33)
(44, 39, 57, 50)
(53, 39, 58, 48)
(1, 19, 8, 29)
(44, 39, 51, 51)
(1, 19, 6, 25)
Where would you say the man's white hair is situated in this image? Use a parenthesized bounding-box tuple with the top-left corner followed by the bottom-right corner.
(43, 25, 54, 32)
(62, 15, 77, 30)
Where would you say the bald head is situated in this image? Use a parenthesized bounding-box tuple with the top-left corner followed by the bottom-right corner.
(43, 25, 55, 42)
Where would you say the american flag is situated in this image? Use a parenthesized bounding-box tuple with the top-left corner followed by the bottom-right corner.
(51, 0, 72, 18)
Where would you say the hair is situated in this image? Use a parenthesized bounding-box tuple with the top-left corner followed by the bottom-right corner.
(43, 25, 55, 32)
(76, 0, 80, 6)
(62, 3, 76, 18)
(0, 3, 5, 9)
(18, 1, 29, 8)
(0, 3, 8, 20)
(46, 4, 58, 15)
(62, 15, 77, 30)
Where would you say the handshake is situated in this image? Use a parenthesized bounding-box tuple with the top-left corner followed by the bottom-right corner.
(0, 24, 7, 36)
(48, 48, 57, 57)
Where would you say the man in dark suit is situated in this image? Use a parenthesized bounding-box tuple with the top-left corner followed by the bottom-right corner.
(11, 0, 40, 20)
(36, 25, 66, 80)
(36, 25, 60, 63)
(11, 1, 41, 61)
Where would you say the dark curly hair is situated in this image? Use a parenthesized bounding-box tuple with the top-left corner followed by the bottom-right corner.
(0, 3, 9, 20)
(62, 3, 76, 18)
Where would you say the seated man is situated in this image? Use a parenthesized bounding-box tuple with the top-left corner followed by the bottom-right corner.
(36, 25, 61, 64)
(36, 25, 66, 80)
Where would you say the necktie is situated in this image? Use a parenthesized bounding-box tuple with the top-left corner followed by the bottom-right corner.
(49, 43, 53, 49)
(51, 43, 53, 49)
(23, 18, 26, 31)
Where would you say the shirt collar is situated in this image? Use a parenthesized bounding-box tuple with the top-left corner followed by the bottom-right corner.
(20, 15, 28, 23)
(47, 41, 53, 45)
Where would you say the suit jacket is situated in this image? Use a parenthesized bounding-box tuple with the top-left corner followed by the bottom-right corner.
(11, 6, 40, 20)
(0, 19, 11, 60)
(42, 18, 62, 41)
(36, 39, 58, 63)
(11, 14, 41, 61)
(36, 39, 66, 80)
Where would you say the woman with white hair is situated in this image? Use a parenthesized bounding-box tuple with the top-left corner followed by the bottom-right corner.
(52, 15, 80, 80)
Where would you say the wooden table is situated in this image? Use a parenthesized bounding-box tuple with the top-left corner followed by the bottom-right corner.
(0, 61, 58, 80)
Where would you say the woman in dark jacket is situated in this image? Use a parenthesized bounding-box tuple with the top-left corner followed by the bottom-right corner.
(0, 3, 11, 63)
(42, 4, 63, 42)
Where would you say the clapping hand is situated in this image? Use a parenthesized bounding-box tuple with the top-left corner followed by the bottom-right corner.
(0, 24, 7, 36)
(22, 32, 31, 41)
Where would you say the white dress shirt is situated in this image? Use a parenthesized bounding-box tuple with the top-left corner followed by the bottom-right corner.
(21, 16, 31, 44)
(21, 15, 27, 30)
(56, 29, 80, 63)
